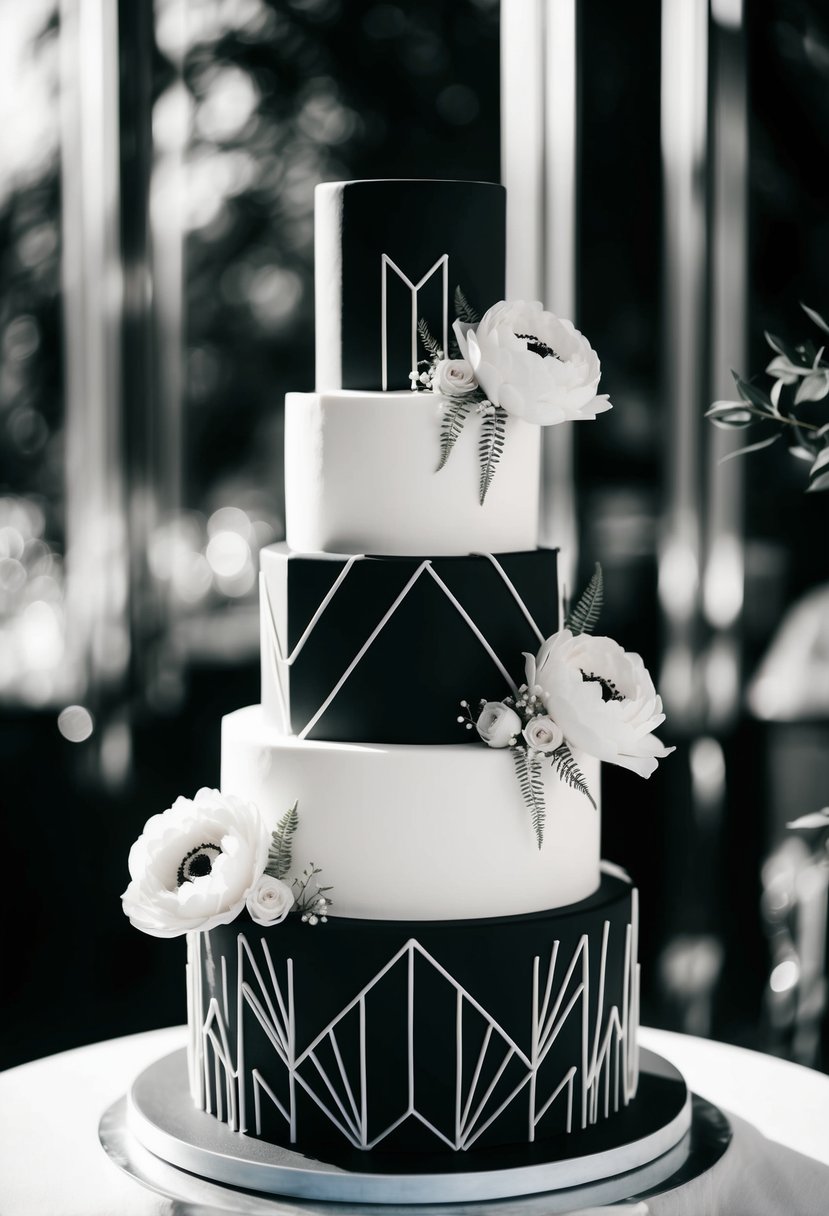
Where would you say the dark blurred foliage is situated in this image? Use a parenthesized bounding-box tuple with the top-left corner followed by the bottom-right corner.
(746, 0, 829, 608)
(0, 11, 62, 534)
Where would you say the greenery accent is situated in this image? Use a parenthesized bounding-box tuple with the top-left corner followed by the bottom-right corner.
(808, 445, 829, 491)
(417, 317, 443, 361)
(264, 802, 298, 880)
(478, 405, 508, 504)
(437, 395, 475, 471)
(801, 304, 829, 337)
(565, 563, 604, 635)
(550, 743, 597, 809)
(414, 287, 516, 503)
(454, 285, 480, 325)
(292, 863, 334, 922)
(706, 304, 829, 492)
(513, 747, 547, 849)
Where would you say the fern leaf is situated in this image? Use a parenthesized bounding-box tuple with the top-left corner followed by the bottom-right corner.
(565, 563, 603, 635)
(478, 406, 508, 504)
(265, 802, 299, 880)
(417, 317, 442, 360)
(550, 744, 597, 809)
(454, 285, 480, 325)
(513, 748, 547, 849)
(437, 396, 474, 470)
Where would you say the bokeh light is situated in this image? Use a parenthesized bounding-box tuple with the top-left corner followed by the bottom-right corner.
(194, 65, 259, 142)
(769, 959, 800, 994)
(0, 497, 73, 706)
(57, 704, 94, 743)
(0, 2, 58, 205)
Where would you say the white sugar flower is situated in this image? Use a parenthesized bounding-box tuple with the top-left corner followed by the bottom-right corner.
(122, 788, 269, 938)
(475, 701, 522, 748)
(455, 300, 613, 426)
(434, 357, 477, 396)
(523, 715, 564, 753)
(246, 874, 294, 926)
(525, 630, 674, 778)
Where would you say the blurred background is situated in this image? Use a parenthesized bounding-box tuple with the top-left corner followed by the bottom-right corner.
(2, 0, 828, 1074)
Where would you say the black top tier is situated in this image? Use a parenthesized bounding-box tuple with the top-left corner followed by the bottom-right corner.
(315, 180, 506, 392)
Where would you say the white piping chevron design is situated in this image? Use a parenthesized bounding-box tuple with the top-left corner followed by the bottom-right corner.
(260, 558, 363, 731)
(298, 561, 433, 740)
(261, 558, 520, 740)
(187, 895, 639, 1152)
(474, 552, 547, 645)
(419, 564, 519, 698)
(380, 253, 449, 390)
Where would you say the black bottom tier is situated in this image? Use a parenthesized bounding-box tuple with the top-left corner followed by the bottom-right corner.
(188, 875, 640, 1163)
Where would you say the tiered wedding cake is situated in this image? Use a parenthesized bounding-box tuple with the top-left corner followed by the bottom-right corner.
(123, 179, 674, 1172)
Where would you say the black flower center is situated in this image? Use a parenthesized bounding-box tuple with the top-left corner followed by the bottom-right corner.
(581, 671, 625, 702)
(514, 332, 560, 360)
(177, 842, 222, 886)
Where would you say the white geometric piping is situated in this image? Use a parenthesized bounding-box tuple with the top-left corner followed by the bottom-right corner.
(474, 552, 546, 645)
(186, 932, 205, 1109)
(600, 858, 632, 883)
(297, 561, 433, 741)
(190, 895, 639, 1152)
(261, 557, 520, 740)
(381, 253, 449, 391)
(420, 564, 519, 697)
(259, 558, 363, 730)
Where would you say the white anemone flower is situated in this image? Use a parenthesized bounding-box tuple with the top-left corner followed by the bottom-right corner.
(455, 300, 613, 426)
(122, 788, 269, 938)
(524, 630, 674, 778)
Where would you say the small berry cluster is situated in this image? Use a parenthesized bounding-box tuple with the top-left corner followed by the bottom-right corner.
(300, 893, 330, 927)
(292, 864, 333, 927)
(409, 365, 436, 388)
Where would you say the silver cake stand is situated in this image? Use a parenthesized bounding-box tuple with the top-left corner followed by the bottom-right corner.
(100, 1047, 730, 1212)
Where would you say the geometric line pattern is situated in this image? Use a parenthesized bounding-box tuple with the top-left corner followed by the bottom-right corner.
(474, 552, 546, 646)
(380, 253, 448, 391)
(187, 894, 639, 1153)
(261, 558, 522, 740)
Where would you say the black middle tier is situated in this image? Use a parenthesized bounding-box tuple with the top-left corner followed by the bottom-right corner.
(260, 545, 559, 744)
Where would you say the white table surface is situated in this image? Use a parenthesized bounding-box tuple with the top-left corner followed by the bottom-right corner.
(1, 1025, 828, 1215)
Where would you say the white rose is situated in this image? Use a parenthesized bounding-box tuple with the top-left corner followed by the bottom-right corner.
(523, 715, 564, 753)
(476, 701, 522, 748)
(524, 630, 674, 778)
(454, 301, 613, 426)
(434, 358, 477, 396)
(246, 874, 294, 926)
(121, 788, 269, 938)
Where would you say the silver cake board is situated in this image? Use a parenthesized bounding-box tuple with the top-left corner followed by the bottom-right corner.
(104, 1047, 715, 1207)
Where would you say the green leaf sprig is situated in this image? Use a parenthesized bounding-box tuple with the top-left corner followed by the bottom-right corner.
(463, 565, 604, 848)
(412, 288, 509, 504)
(264, 802, 298, 881)
(565, 563, 603, 636)
(706, 303, 829, 492)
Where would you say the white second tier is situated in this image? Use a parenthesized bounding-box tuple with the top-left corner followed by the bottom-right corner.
(221, 704, 601, 920)
(285, 391, 541, 556)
